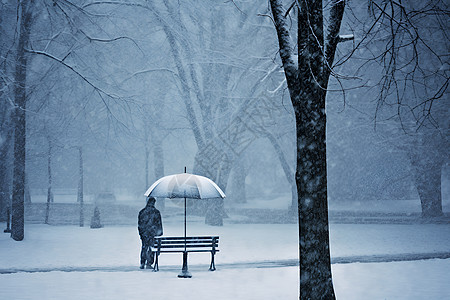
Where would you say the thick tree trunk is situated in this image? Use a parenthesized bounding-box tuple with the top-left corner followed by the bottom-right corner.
(408, 129, 445, 218)
(231, 158, 247, 204)
(417, 170, 443, 218)
(410, 154, 444, 218)
(296, 2, 335, 297)
(0, 0, 13, 223)
(202, 151, 231, 226)
(270, 0, 345, 298)
(191, 145, 231, 226)
(11, 2, 32, 241)
(11, 74, 27, 241)
(295, 91, 334, 299)
(204, 158, 231, 226)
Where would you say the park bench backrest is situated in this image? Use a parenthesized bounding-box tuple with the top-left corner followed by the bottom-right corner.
(154, 236, 219, 252)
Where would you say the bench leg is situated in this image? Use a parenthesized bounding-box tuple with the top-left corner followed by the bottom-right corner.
(154, 253, 159, 272)
(209, 253, 216, 271)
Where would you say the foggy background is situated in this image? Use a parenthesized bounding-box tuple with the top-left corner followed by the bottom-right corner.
(1, 1, 448, 218)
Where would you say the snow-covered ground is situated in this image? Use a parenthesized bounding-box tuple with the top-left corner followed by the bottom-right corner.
(1, 220, 449, 299)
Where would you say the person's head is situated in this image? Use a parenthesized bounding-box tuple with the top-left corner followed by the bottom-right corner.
(146, 196, 156, 206)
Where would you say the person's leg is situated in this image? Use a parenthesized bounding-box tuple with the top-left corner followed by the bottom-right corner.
(146, 237, 155, 268)
(140, 239, 148, 269)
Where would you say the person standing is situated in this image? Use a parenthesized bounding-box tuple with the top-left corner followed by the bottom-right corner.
(138, 196, 163, 269)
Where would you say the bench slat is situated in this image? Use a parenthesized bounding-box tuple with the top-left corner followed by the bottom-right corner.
(156, 239, 218, 242)
(156, 236, 219, 240)
(158, 249, 220, 253)
(155, 240, 218, 245)
(156, 244, 218, 248)
(154, 236, 219, 250)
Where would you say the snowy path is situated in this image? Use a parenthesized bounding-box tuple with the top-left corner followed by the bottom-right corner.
(2, 252, 449, 274)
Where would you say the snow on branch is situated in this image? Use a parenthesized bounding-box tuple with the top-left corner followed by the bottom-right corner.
(121, 68, 179, 85)
(269, 0, 297, 80)
(268, 78, 287, 94)
(338, 34, 354, 42)
(324, 0, 346, 82)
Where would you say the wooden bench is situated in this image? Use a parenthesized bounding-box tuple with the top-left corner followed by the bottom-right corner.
(152, 236, 219, 274)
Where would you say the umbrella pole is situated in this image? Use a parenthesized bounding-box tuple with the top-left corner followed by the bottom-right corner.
(178, 196, 192, 278)
(184, 166, 187, 252)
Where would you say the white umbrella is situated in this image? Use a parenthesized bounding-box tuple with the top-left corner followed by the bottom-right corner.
(144, 171, 225, 277)
(144, 172, 226, 200)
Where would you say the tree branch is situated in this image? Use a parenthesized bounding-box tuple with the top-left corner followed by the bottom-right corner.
(25, 49, 117, 98)
(324, 0, 345, 85)
(269, 0, 298, 83)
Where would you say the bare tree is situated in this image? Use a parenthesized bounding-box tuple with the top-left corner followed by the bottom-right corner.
(269, 0, 346, 298)
(268, 0, 448, 297)
(4, 0, 144, 238)
(138, 0, 280, 225)
(0, 0, 16, 223)
(340, 1, 449, 217)
(371, 1, 449, 218)
(10, 0, 34, 241)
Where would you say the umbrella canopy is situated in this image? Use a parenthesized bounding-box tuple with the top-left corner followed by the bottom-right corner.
(144, 173, 226, 200)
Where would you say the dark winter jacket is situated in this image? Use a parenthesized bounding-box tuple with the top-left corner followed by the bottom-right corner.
(138, 202, 163, 239)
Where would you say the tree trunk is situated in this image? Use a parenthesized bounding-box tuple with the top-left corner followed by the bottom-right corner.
(416, 167, 443, 218)
(289, 181, 298, 218)
(144, 128, 150, 189)
(202, 153, 231, 226)
(296, 2, 335, 297)
(191, 143, 231, 226)
(0, 0, 12, 223)
(205, 157, 231, 226)
(410, 153, 444, 218)
(270, 0, 345, 298)
(45, 137, 53, 224)
(231, 158, 247, 204)
(153, 133, 165, 212)
(408, 129, 445, 218)
(204, 160, 229, 226)
(24, 175, 31, 204)
(11, 66, 27, 241)
(155, 6, 205, 151)
(77, 147, 84, 227)
(0, 126, 13, 222)
(295, 91, 334, 299)
(191, 154, 207, 215)
(265, 132, 297, 215)
(11, 2, 32, 241)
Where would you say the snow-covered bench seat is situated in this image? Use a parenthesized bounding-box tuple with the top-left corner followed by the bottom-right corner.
(152, 236, 219, 272)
